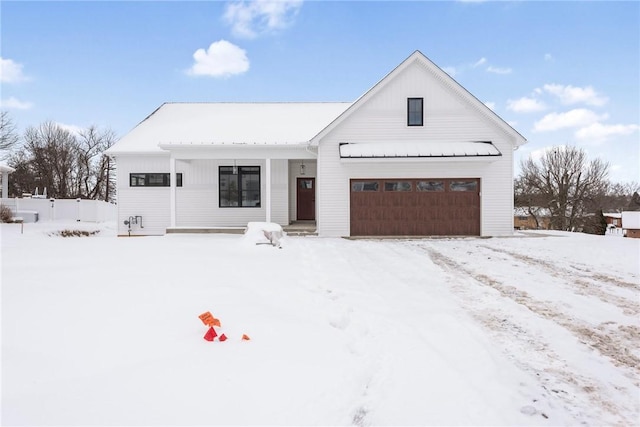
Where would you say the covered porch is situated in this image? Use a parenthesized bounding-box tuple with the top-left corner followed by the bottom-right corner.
(159, 144, 318, 232)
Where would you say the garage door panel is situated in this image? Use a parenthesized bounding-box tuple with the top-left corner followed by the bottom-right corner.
(350, 178, 480, 236)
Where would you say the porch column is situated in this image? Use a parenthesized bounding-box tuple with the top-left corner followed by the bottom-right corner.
(169, 156, 176, 227)
(265, 158, 271, 223)
(1, 171, 8, 198)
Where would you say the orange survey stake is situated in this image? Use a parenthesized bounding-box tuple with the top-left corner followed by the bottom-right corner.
(198, 311, 221, 327)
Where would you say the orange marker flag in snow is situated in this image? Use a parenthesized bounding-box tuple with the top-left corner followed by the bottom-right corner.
(199, 311, 221, 327)
(242, 334, 251, 341)
(219, 334, 228, 342)
(203, 327, 217, 341)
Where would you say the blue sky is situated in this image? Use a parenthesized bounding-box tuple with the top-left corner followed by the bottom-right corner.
(1, 1, 638, 183)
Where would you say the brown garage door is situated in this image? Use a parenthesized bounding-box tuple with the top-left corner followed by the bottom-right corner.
(350, 178, 480, 236)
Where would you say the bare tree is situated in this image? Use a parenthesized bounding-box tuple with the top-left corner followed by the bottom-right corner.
(76, 126, 116, 201)
(518, 146, 609, 231)
(8, 122, 116, 200)
(0, 111, 20, 160)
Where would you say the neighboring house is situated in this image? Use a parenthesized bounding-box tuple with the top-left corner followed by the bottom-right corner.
(622, 211, 640, 238)
(514, 207, 551, 230)
(106, 51, 527, 237)
(603, 212, 622, 228)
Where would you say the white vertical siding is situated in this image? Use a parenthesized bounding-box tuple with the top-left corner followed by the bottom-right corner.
(270, 159, 289, 225)
(114, 155, 171, 236)
(317, 60, 517, 237)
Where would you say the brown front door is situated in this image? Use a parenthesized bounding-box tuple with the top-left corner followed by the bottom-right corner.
(297, 178, 315, 220)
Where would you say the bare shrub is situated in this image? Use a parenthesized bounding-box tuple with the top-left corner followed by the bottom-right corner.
(48, 229, 100, 237)
(0, 204, 13, 223)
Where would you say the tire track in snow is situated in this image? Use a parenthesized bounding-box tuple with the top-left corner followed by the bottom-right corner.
(423, 246, 640, 374)
(420, 244, 639, 427)
(478, 244, 640, 315)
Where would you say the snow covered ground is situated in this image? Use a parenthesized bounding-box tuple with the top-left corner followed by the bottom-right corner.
(1, 221, 638, 426)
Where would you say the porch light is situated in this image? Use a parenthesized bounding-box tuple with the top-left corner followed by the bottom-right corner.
(300, 161, 306, 175)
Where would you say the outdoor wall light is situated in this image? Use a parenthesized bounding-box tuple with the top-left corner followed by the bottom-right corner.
(300, 161, 306, 175)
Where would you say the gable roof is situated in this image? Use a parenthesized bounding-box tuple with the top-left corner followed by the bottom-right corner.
(310, 50, 527, 147)
(107, 102, 351, 154)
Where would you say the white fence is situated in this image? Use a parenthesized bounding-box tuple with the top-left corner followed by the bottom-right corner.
(1, 198, 117, 223)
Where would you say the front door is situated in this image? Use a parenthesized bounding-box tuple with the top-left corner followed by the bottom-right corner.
(297, 178, 315, 220)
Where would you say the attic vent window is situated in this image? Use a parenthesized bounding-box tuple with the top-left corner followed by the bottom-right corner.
(407, 97, 423, 126)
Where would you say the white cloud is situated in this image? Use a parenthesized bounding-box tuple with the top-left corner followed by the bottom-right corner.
(187, 40, 249, 78)
(533, 109, 608, 132)
(0, 57, 28, 83)
(0, 96, 33, 110)
(224, 0, 303, 39)
(542, 84, 608, 106)
(528, 147, 555, 162)
(544, 53, 554, 62)
(487, 66, 512, 75)
(575, 122, 639, 143)
(507, 97, 547, 113)
(56, 122, 84, 136)
(484, 101, 496, 110)
(473, 57, 487, 68)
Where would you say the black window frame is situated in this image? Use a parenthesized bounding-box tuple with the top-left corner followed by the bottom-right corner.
(219, 166, 261, 208)
(130, 173, 182, 187)
(407, 97, 424, 126)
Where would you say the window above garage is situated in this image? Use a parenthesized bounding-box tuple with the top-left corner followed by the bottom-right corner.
(407, 98, 423, 126)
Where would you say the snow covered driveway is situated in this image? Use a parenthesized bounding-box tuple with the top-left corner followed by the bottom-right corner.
(1, 223, 638, 426)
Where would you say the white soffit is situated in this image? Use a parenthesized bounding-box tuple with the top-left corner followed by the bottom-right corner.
(339, 141, 502, 158)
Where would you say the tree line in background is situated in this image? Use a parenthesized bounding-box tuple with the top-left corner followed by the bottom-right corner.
(515, 145, 639, 235)
(0, 111, 116, 202)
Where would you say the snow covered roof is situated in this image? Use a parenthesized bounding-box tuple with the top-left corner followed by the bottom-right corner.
(339, 141, 501, 158)
(0, 162, 15, 173)
(107, 102, 352, 155)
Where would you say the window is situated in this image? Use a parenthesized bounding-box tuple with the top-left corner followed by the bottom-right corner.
(417, 181, 444, 192)
(351, 181, 379, 192)
(299, 179, 314, 189)
(407, 97, 423, 126)
(450, 180, 478, 192)
(219, 166, 261, 207)
(384, 181, 412, 191)
(130, 173, 182, 187)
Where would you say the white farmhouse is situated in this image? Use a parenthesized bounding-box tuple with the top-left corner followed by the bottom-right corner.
(106, 51, 526, 237)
